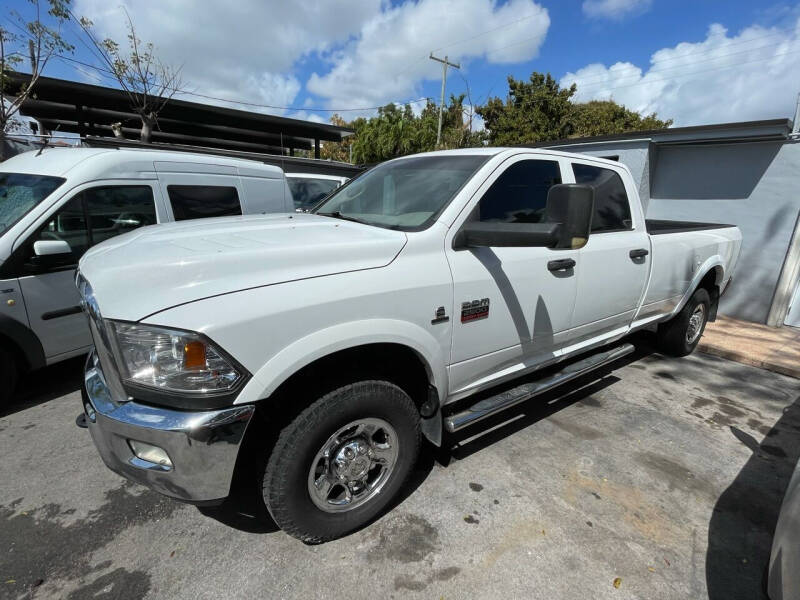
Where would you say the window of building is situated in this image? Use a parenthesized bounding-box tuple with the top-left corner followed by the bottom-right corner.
(477, 160, 562, 223)
(168, 185, 241, 221)
(572, 163, 632, 233)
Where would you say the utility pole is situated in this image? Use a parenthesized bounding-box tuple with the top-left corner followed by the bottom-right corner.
(429, 53, 460, 146)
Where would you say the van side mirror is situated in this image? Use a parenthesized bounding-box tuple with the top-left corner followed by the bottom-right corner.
(545, 184, 594, 249)
(33, 240, 73, 257)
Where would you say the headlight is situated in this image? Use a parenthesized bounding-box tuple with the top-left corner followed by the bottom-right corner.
(109, 321, 245, 395)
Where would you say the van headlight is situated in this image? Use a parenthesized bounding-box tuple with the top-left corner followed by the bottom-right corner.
(108, 321, 246, 396)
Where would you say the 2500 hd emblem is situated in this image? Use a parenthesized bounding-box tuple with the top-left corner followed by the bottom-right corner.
(461, 298, 490, 323)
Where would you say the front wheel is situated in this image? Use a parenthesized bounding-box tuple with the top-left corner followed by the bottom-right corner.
(657, 288, 711, 357)
(262, 380, 421, 543)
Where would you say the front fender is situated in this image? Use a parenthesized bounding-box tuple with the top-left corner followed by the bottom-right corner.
(234, 318, 448, 405)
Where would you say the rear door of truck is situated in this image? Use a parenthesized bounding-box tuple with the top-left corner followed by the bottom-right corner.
(564, 158, 651, 345)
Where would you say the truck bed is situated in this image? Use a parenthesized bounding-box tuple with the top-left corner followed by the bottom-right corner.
(645, 219, 737, 235)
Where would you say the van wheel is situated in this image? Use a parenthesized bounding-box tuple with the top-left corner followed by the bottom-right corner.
(0, 347, 18, 408)
(657, 288, 711, 357)
(262, 380, 420, 543)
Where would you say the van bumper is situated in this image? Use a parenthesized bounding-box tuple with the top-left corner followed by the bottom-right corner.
(81, 351, 255, 503)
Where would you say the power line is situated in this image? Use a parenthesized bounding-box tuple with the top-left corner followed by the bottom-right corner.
(55, 55, 431, 112)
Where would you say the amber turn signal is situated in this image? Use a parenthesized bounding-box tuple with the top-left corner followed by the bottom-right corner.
(183, 340, 207, 370)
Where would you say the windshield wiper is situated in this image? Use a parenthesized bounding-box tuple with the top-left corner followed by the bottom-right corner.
(317, 211, 370, 226)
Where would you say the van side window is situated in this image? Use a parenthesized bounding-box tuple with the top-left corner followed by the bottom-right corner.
(85, 186, 157, 246)
(477, 160, 561, 223)
(167, 185, 241, 221)
(22, 185, 155, 272)
(33, 196, 90, 263)
(571, 164, 632, 233)
(287, 178, 340, 211)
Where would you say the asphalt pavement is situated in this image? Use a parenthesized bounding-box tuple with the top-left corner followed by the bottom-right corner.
(1, 340, 799, 600)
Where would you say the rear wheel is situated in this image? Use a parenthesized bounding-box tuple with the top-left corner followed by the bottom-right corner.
(262, 380, 421, 543)
(657, 288, 711, 357)
(0, 346, 18, 408)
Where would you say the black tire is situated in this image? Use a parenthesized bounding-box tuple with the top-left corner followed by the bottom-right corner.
(657, 288, 711, 357)
(262, 380, 421, 543)
(0, 346, 18, 408)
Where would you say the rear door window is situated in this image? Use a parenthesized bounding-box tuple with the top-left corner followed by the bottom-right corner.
(167, 185, 242, 221)
(571, 164, 632, 233)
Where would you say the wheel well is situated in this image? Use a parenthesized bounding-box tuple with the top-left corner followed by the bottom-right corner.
(232, 343, 434, 489)
(0, 333, 25, 372)
(697, 267, 722, 321)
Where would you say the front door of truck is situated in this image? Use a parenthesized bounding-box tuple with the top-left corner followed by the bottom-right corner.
(445, 155, 580, 397)
(14, 184, 157, 360)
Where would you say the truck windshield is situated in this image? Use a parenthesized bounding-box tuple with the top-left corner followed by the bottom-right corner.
(0, 173, 65, 238)
(313, 155, 488, 230)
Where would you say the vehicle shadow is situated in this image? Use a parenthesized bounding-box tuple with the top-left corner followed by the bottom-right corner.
(706, 395, 800, 600)
(0, 355, 85, 418)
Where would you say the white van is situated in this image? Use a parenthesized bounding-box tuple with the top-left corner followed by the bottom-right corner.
(0, 147, 293, 404)
(285, 172, 348, 211)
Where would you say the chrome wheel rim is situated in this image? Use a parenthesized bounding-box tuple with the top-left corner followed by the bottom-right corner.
(307, 418, 399, 513)
(686, 304, 706, 344)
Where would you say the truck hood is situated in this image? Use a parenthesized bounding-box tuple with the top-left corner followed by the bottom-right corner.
(79, 213, 407, 321)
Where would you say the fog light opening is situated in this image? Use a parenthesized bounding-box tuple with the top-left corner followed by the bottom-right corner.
(128, 440, 173, 468)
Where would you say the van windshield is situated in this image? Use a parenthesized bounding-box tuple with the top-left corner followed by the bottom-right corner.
(0, 173, 65, 238)
(312, 155, 488, 231)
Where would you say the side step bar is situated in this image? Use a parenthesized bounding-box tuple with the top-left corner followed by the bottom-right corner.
(444, 343, 635, 433)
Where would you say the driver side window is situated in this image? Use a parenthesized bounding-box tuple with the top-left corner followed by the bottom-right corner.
(32, 196, 89, 263)
(21, 185, 155, 274)
(477, 159, 562, 223)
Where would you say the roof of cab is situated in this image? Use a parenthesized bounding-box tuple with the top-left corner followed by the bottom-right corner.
(389, 146, 625, 168)
(0, 147, 285, 179)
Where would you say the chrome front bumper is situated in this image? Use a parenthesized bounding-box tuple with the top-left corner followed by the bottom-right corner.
(82, 351, 255, 503)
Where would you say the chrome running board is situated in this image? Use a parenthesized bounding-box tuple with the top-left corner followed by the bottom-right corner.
(444, 343, 635, 433)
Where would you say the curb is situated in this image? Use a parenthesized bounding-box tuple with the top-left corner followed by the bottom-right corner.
(698, 344, 800, 380)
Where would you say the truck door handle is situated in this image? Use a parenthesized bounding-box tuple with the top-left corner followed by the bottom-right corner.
(629, 248, 649, 259)
(547, 258, 576, 272)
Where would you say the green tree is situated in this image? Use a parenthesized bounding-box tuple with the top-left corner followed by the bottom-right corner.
(477, 72, 576, 146)
(477, 71, 672, 145)
(567, 100, 672, 137)
(341, 94, 483, 164)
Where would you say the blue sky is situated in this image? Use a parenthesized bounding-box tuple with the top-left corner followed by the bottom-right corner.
(6, 0, 800, 127)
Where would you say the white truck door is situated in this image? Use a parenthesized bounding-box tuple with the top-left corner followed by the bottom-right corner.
(445, 156, 579, 397)
(567, 161, 650, 343)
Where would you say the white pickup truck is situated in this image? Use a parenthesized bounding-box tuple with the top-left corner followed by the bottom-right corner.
(77, 148, 741, 543)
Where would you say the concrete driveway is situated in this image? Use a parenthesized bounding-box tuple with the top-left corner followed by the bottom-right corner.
(1, 339, 799, 599)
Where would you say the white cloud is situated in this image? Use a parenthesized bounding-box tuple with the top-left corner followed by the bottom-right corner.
(582, 0, 653, 20)
(307, 0, 550, 111)
(73, 0, 383, 114)
(561, 19, 800, 126)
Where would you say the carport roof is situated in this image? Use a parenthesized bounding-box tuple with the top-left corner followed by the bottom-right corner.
(8, 73, 353, 155)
